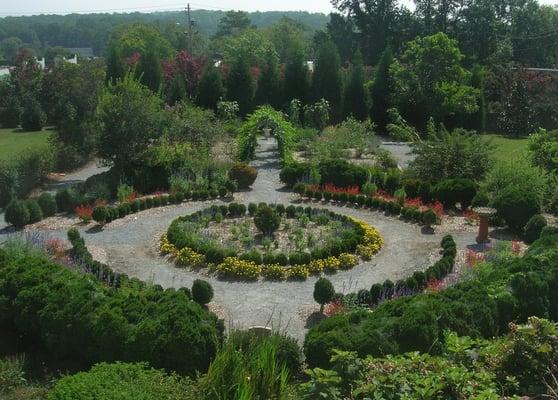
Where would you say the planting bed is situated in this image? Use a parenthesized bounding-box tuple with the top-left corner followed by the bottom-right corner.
(162, 202, 383, 280)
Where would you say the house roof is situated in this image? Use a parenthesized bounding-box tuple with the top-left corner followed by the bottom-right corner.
(64, 48, 95, 58)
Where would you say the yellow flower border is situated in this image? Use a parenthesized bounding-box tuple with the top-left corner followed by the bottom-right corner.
(160, 217, 383, 281)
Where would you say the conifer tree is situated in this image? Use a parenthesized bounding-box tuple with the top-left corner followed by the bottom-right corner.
(255, 49, 282, 108)
(343, 50, 368, 121)
(138, 49, 162, 92)
(311, 40, 342, 122)
(370, 46, 394, 132)
(226, 56, 255, 116)
(284, 46, 309, 104)
(196, 63, 224, 110)
(106, 41, 125, 84)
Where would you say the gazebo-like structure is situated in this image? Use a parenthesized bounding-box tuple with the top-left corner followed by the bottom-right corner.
(473, 207, 497, 244)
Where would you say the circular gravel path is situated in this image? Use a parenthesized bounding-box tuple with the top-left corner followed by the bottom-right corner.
(2, 138, 477, 341)
(74, 138, 476, 341)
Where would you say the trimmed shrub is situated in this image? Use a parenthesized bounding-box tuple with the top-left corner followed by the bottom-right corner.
(92, 206, 108, 225)
(493, 186, 541, 233)
(229, 163, 258, 189)
(422, 209, 437, 227)
(248, 202, 258, 216)
(254, 204, 281, 236)
(280, 163, 312, 187)
(25, 198, 43, 223)
(318, 159, 367, 188)
(433, 178, 477, 209)
(275, 253, 289, 266)
(524, 214, 547, 244)
(20, 99, 46, 132)
(192, 279, 214, 305)
(55, 188, 78, 213)
(37, 192, 57, 217)
(5, 199, 30, 228)
(314, 277, 335, 312)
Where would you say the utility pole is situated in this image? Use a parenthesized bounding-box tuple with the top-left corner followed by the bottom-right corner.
(185, 3, 193, 54)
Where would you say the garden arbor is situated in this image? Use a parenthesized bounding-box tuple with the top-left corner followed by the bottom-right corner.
(238, 106, 296, 164)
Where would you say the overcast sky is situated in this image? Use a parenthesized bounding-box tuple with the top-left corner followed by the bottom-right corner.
(0, 0, 556, 16)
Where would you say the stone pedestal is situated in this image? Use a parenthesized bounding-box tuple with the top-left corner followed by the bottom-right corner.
(473, 207, 496, 244)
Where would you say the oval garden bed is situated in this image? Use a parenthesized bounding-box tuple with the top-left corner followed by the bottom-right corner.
(160, 202, 383, 280)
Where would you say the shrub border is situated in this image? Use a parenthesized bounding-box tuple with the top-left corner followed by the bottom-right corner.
(161, 202, 383, 281)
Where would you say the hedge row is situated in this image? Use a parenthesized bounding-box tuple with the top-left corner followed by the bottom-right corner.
(4, 192, 58, 229)
(166, 202, 366, 266)
(352, 235, 457, 308)
(91, 188, 233, 225)
(304, 234, 558, 370)
(294, 184, 438, 226)
(0, 236, 223, 376)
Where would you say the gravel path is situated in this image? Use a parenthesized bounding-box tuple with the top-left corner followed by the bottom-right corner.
(379, 141, 414, 168)
(2, 138, 477, 341)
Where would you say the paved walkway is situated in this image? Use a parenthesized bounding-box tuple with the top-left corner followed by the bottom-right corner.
(2, 138, 477, 341)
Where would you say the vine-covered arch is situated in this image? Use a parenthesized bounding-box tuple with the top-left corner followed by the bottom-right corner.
(237, 106, 296, 164)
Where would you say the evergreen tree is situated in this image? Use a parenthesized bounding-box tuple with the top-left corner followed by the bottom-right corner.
(255, 49, 282, 108)
(196, 63, 224, 110)
(311, 40, 342, 122)
(138, 49, 162, 92)
(499, 69, 534, 137)
(226, 56, 254, 116)
(370, 46, 394, 133)
(343, 50, 368, 121)
(284, 46, 309, 104)
(106, 41, 125, 84)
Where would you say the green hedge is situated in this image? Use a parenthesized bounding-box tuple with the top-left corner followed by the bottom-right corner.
(304, 234, 558, 369)
(0, 237, 223, 376)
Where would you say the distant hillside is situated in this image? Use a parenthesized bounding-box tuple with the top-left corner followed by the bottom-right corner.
(0, 10, 329, 56)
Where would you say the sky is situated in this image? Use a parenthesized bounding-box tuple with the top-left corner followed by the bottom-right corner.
(0, 0, 556, 16)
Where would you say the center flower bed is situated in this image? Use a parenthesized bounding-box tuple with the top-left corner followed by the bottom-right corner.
(161, 202, 383, 281)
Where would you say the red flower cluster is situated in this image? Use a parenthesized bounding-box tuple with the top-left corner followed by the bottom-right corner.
(466, 249, 486, 268)
(511, 239, 522, 255)
(463, 209, 479, 223)
(75, 205, 93, 221)
(162, 50, 206, 96)
(425, 279, 445, 292)
(322, 183, 360, 195)
(324, 299, 346, 316)
(126, 52, 141, 67)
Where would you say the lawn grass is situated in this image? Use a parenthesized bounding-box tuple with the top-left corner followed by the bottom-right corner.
(0, 128, 52, 163)
(482, 133, 529, 164)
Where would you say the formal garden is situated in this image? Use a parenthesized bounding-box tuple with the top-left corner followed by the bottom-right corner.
(2, 4, 558, 399)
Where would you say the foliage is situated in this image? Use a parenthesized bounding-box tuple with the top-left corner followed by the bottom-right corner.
(312, 40, 342, 121)
(48, 362, 192, 400)
(92, 206, 108, 225)
(422, 209, 437, 227)
(4, 199, 30, 228)
(432, 178, 477, 209)
(314, 277, 335, 312)
(195, 63, 224, 110)
(225, 56, 254, 116)
(97, 73, 164, 175)
(409, 127, 493, 182)
(1, 238, 223, 375)
(343, 51, 368, 121)
(385, 108, 418, 141)
(523, 214, 547, 244)
(493, 186, 541, 233)
(529, 128, 558, 175)
(37, 192, 57, 217)
(192, 279, 214, 305)
(499, 68, 535, 137)
(20, 98, 46, 132)
(24, 199, 43, 223)
(392, 32, 479, 129)
(254, 204, 281, 236)
(369, 47, 394, 132)
(229, 163, 258, 189)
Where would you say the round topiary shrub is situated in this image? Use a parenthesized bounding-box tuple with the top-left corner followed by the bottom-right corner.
(433, 178, 477, 209)
(493, 186, 541, 233)
(92, 206, 108, 225)
(5, 199, 30, 228)
(192, 279, 214, 305)
(55, 188, 77, 213)
(25, 199, 43, 223)
(314, 277, 335, 312)
(229, 163, 258, 189)
(254, 204, 281, 236)
(524, 214, 547, 244)
(422, 209, 437, 228)
(37, 192, 57, 217)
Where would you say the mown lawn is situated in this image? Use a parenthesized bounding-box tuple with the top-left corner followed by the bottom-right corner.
(482, 133, 530, 164)
(0, 128, 52, 163)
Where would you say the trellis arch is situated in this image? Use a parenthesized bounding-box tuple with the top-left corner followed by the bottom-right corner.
(237, 106, 296, 165)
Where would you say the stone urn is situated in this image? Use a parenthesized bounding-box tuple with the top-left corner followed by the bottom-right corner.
(262, 127, 271, 138)
(472, 207, 497, 244)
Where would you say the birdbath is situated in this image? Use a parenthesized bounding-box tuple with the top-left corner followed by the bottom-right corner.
(262, 127, 271, 138)
(473, 207, 496, 244)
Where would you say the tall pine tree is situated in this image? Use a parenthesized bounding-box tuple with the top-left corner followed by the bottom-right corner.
(196, 63, 224, 110)
(106, 41, 125, 84)
(284, 46, 309, 105)
(226, 56, 254, 116)
(255, 49, 282, 108)
(370, 46, 394, 132)
(311, 40, 342, 122)
(343, 50, 368, 120)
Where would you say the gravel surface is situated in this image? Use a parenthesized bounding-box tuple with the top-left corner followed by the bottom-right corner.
(379, 141, 415, 168)
(1, 138, 478, 341)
